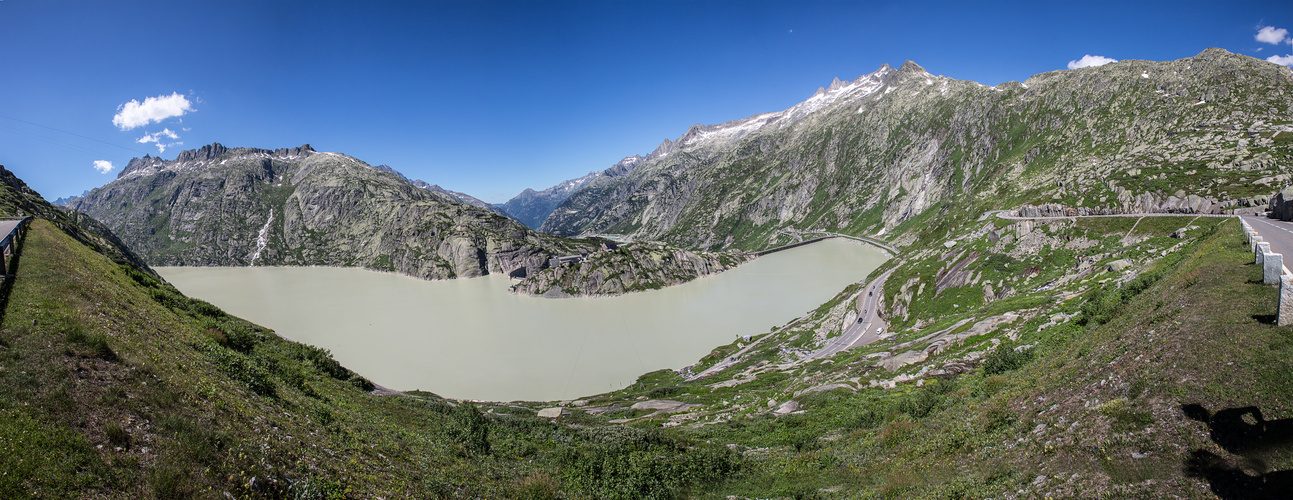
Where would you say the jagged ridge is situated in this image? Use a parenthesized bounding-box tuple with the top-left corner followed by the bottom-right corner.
(70, 144, 595, 280)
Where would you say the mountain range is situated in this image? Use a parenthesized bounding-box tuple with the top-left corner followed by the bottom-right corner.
(541, 48, 1291, 250)
(67, 143, 592, 279)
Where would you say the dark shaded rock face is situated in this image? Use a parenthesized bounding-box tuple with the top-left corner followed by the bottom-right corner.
(1269, 186, 1293, 221)
(70, 144, 594, 280)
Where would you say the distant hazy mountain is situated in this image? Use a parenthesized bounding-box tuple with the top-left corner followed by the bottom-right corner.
(69, 143, 592, 279)
(371, 164, 506, 215)
(503, 155, 643, 230)
(51, 190, 89, 206)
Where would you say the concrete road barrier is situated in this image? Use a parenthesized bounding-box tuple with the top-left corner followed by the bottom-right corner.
(1266, 252, 1284, 285)
(1259, 242, 1272, 265)
(1282, 275, 1293, 327)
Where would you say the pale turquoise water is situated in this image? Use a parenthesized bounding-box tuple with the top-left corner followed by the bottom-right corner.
(156, 238, 886, 401)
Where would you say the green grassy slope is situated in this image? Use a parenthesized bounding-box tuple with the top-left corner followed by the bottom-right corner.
(548, 218, 1292, 499)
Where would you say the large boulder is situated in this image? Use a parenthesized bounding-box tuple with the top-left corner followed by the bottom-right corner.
(1269, 186, 1293, 221)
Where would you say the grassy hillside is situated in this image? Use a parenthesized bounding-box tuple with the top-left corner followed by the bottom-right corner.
(545, 216, 1292, 499)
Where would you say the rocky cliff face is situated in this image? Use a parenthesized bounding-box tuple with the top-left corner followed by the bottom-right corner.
(504, 155, 643, 230)
(1269, 185, 1293, 220)
(541, 49, 1293, 250)
(509, 240, 750, 297)
(69, 144, 594, 279)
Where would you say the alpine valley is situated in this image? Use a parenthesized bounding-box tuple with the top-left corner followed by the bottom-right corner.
(7, 48, 1293, 499)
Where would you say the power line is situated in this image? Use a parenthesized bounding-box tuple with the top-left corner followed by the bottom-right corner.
(0, 123, 121, 158)
(0, 113, 148, 155)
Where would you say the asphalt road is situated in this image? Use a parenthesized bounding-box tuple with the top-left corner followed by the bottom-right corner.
(1242, 215, 1293, 273)
(687, 269, 895, 380)
(0, 220, 21, 243)
(805, 269, 894, 361)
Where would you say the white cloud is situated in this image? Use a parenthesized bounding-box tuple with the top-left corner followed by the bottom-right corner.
(137, 128, 183, 153)
(1067, 54, 1118, 69)
(92, 160, 114, 174)
(137, 128, 179, 142)
(1257, 26, 1289, 45)
(112, 92, 194, 130)
(1268, 54, 1293, 67)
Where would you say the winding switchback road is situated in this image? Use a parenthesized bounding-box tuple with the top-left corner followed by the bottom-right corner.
(805, 269, 894, 361)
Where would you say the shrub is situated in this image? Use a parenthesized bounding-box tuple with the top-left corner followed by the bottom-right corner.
(558, 426, 738, 500)
(982, 343, 1033, 375)
(1077, 268, 1165, 326)
(647, 385, 684, 398)
(450, 402, 491, 455)
(198, 343, 276, 397)
(898, 388, 943, 418)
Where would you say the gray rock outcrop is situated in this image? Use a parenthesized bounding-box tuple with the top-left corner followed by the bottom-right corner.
(510, 240, 750, 297)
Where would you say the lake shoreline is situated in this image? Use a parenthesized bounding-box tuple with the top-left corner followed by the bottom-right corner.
(156, 239, 887, 401)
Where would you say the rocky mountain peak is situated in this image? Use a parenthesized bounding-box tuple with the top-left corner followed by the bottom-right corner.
(650, 138, 678, 159)
(606, 155, 644, 177)
(117, 155, 168, 179)
(174, 143, 230, 163)
(1196, 47, 1234, 59)
(897, 60, 928, 75)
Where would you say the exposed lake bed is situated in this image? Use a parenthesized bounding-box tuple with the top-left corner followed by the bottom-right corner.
(157, 238, 886, 401)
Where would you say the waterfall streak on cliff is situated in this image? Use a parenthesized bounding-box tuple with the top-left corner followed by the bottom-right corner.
(250, 209, 273, 265)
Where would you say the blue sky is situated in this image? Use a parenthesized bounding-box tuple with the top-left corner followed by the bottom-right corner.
(1, 0, 1290, 203)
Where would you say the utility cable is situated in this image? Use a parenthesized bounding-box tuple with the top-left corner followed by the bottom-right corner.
(0, 114, 147, 155)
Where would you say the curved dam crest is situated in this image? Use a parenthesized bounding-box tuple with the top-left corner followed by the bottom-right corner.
(156, 238, 887, 401)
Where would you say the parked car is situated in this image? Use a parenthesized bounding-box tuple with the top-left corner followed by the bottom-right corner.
(876, 327, 882, 334)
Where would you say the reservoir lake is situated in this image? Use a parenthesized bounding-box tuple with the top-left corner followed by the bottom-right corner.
(157, 238, 887, 402)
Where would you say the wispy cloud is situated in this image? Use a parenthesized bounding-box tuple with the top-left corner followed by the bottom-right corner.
(1256, 26, 1289, 45)
(92, 160, 114, 174)
(1067, 54, 1118, 70)
(112, 92, 194, 130)
(137, 128, 182, 153)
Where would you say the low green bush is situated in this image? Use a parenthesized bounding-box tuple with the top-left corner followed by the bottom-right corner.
(982, 343, 1033, 374)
